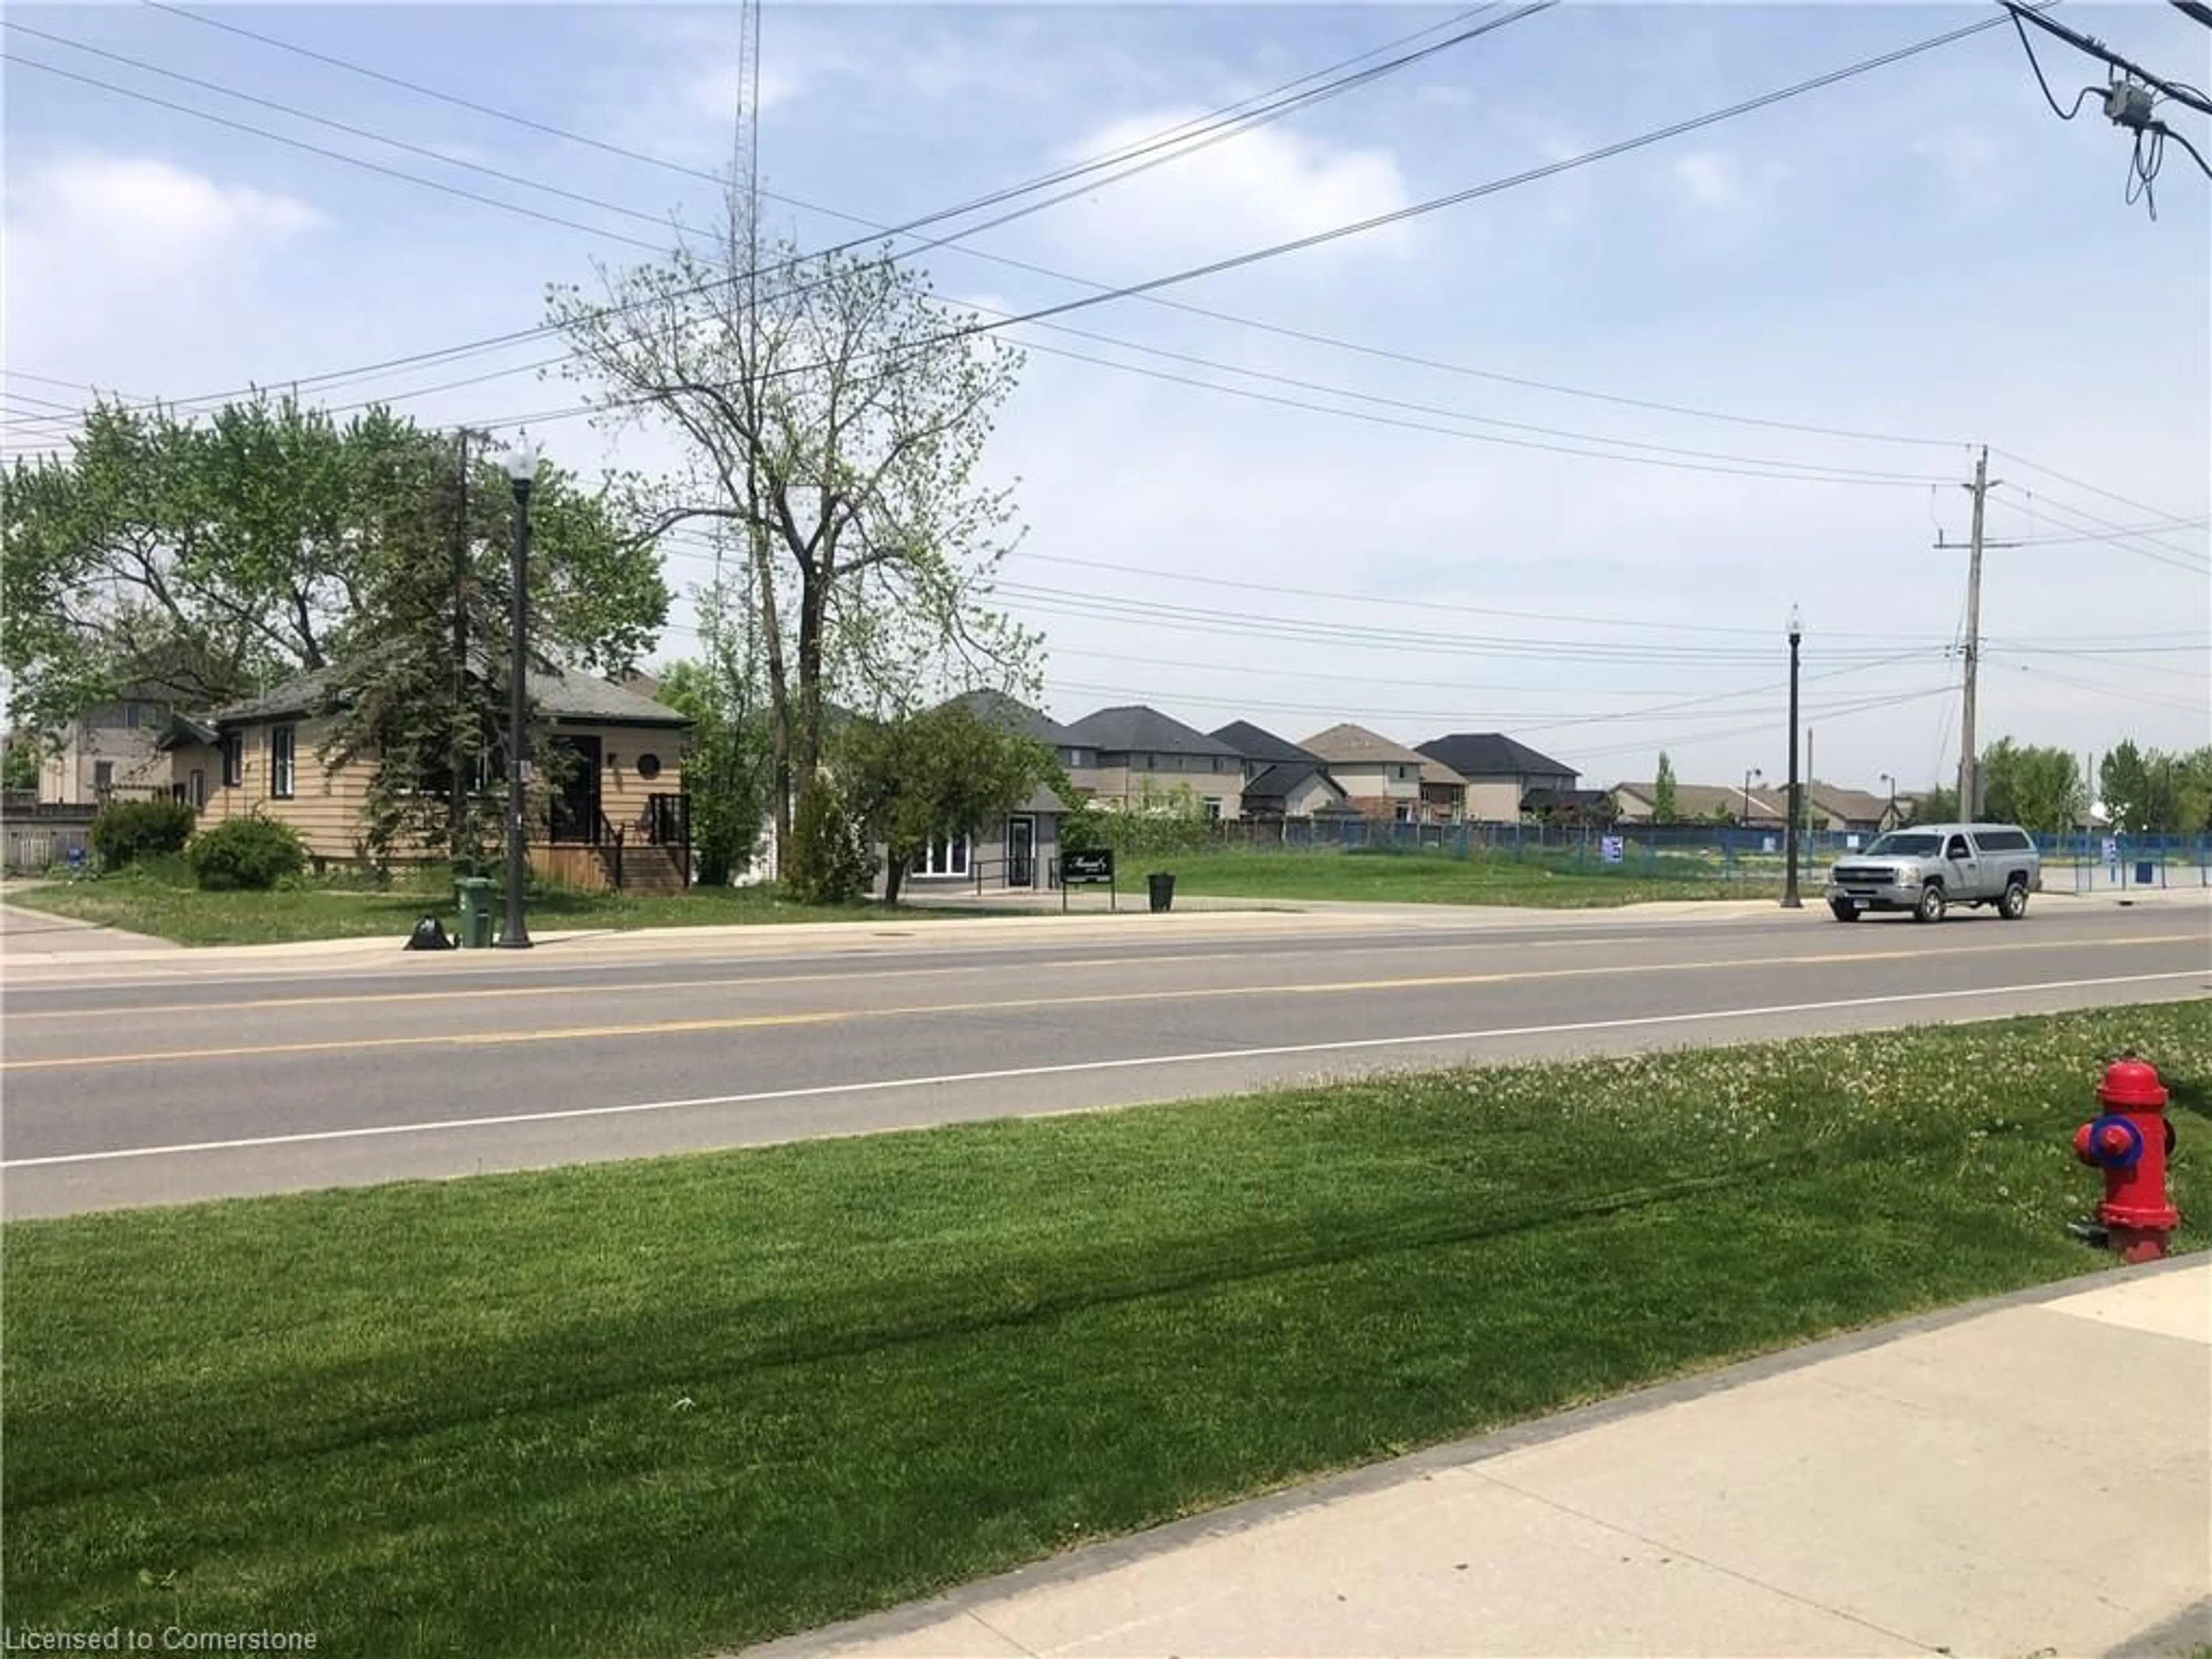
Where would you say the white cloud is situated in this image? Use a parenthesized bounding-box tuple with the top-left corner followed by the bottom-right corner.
(5, 154, 322, 374)
(12, 153, 321, 263)
(1039, 112, 1414, 275)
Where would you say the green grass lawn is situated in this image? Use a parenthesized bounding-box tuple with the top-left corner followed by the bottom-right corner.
(6, 1003, 2205, 1657)
(1157, 844, 1784, 906)
(2, 866, 994, 947)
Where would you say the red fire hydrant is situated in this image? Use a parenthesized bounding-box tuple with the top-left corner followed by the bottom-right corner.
(2073, 1054, 2181, 1263)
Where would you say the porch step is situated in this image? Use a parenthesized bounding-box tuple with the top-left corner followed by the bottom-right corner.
(597, 843, 688, 894)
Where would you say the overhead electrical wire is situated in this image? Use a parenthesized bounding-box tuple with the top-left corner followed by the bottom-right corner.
(1991, 488, 2211, 574)
(8, 3, 2032, 446)
(2, 3, 1550, 421)
(105, 1, 1967, 453)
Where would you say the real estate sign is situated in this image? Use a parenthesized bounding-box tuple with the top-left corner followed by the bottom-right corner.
(1063, 849, 1115, 884)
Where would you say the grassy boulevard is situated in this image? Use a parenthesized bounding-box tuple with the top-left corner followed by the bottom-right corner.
(0, 867, 990, 946)
(4, 846, 1778, 945)
(6, 1003, 2206, 1657)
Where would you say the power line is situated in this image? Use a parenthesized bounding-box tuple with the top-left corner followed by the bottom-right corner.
(13, 5, 2025, 442)
(118, 0, 1967, 449)
(1990, 488, 2211, 574)
(1989, 446, 2202, 531)
(9, 4, 1546, 421)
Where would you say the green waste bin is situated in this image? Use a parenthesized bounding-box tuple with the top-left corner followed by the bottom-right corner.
(455, 877, 494, 949)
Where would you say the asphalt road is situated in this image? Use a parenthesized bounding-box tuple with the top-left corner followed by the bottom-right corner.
(3, 904, 2205, 1218)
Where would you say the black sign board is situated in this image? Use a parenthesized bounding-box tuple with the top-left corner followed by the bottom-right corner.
(1062, 848, 1115, 884)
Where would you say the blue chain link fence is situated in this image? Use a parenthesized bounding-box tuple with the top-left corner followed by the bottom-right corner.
(1204, 819, 2212, 889)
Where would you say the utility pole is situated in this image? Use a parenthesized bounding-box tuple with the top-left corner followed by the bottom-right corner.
(1957, 445, 1995, 821)
(449, 427, 471, 857)
(1782, 605, 1804, 910)
(1805, 725, 1815, 853)
(498, 441, 541, 949)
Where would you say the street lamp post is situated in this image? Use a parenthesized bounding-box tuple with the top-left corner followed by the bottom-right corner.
(1742, 766, 1762, 825)
(499, 438, 542, 949)
(1782, 605, 1804, 909)
(1880, 771, 1897, 828)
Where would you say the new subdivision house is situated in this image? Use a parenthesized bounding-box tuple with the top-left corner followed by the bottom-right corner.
(160, 662, 695, 889)
(1211, 720, 1353, 821)
(1297, 723, 1432, 822)
(1416, 734, 1578, 825)
(1062, 705, 1247, 820)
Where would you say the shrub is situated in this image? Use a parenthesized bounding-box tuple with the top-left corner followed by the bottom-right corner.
(87, 797, 198, 872)
(783, 779, 872, 905)
(186, 815, 310, 892)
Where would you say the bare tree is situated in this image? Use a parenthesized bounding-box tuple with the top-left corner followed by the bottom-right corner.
(547, 203, 1040, 854)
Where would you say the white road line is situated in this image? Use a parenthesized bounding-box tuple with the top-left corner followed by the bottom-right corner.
(5, 970, 2200, 1172)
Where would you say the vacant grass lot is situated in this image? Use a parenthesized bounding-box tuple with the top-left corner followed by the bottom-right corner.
(1157, 844, 1783, 906)
(3, 866, 990, 946)
(6, 1004, 2205, 1658)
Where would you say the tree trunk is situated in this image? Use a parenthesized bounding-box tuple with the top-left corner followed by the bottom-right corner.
(883, 855, 905, 906)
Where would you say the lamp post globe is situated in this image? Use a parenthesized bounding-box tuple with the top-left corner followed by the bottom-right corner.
(498, 437, 543, 949)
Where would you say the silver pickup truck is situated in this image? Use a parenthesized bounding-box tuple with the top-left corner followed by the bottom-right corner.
(1824, 823, 2042, 923)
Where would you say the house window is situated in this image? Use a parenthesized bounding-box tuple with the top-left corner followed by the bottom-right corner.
(912, 832, 969, 877)
(188, 770, 207, 809)
(93, 760, 114, 793)
(1203, 798, 1223, 822)
(221, 733, 243, 788)
(270, 725, 297, 799)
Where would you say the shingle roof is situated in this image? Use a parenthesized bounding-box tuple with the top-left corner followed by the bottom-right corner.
(1243, 762, 1344, 801)
(212, 663, 690, 729)
(1614, 781, 1783, 820)
(1063, 704, 1228, 756)
(1419, 759, 1468, 789)
(941, 688, 1078, 747)
(1298, 723, 1430, 767)
(1417, 732, 1577, 781)
(1809, 782, 1892, 823)
(1211, 720, 1320, 766)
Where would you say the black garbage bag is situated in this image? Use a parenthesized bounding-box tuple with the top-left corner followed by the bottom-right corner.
(405, 915, 456, 950)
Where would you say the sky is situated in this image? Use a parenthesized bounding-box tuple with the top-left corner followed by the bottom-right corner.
(6, 0, 2209, 798)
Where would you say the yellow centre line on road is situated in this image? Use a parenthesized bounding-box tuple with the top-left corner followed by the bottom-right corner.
(2, 932, 2197, 1073)
(4, 918, 2195, 1024)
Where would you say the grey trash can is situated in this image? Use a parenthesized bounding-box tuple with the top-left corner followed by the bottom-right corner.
(1147, 872, 1176, 913)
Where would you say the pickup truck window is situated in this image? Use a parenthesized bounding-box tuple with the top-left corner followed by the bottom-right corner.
(1974, 829, 2032, 852)
(1865, 832, 1941, 857)
(1945, 836, 1972, 859)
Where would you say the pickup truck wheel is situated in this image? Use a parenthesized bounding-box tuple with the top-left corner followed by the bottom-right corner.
(1998, 878, 2029, 921)
(1915, 881, 1947, 924)
(1829, 899, 1859, 922)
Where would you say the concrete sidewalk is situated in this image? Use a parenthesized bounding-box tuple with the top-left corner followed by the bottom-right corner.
(747, 1259, 2212, 1659)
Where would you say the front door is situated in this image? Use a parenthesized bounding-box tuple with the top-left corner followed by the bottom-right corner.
(548, 734, 603, 843)
(1006, 815, 1036, 888)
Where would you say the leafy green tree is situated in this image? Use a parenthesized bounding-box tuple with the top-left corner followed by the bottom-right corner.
(1652, 752, 1679, 825)
(1978, 738, 2082, 832)
(310, 429, 662, 871)
(1, 396, 668, 755)
(782, 775, 871, 905)
(548, 210, 1041, 863)
(836, 702, 1055, 904)
(2100, 741, 2157, 833)
(1, 738, 37, 792)
(656, 612, 770, 889)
